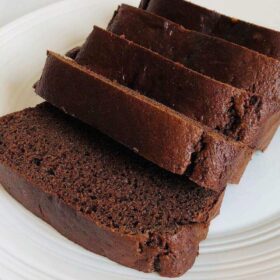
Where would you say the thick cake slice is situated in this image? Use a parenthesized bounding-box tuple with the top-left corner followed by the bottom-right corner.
(74, 26, 279, 150)
(0, 103, 224, 277)
(35, 52, 252, 191)
(140, 0, 280, 60)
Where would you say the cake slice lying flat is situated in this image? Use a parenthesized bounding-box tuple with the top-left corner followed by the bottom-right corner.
(75, 26, 280, 150)
(0, 103, 224, 277)
(107, 5, 280, 150)
(140, 0, 280, 60)
(35, 52, 252, 192)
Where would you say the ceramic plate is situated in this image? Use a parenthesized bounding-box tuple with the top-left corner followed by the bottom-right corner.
(0, 0, 279, 279)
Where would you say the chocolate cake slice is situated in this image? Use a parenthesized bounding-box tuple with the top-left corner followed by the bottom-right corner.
(65, 47, 80, 59)
(74, 26, 279, 150)
(140, 0, 280, 60)
(108, 5, 280, 102)
(35, 51, 252, 191)
(0, 103, 224, 277)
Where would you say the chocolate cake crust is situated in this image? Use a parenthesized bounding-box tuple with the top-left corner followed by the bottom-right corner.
(35, 52, 253, 191)
(78, 24, 280, 150)
(140, 0, 280, 60)
(0, 104, 224, 277)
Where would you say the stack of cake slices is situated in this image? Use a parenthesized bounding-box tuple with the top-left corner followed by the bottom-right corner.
(0, 0, 279, 277)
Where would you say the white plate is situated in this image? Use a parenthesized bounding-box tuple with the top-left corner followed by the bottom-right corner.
(0, 0, 279, 279)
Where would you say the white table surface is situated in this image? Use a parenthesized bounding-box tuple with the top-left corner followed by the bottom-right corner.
(0, 0, 61, 27)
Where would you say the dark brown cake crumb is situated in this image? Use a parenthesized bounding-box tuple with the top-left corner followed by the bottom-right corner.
(0, 103, 221, 234)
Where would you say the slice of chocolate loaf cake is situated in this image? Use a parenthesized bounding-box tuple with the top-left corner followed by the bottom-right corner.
(74, 26, 279, 150)
(140, 0, 280, 60)
(0, 103, 224, 277)
(35, 52, 252, 191)
(65, 47, 80, 59)
(108, 5, 280, 102)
